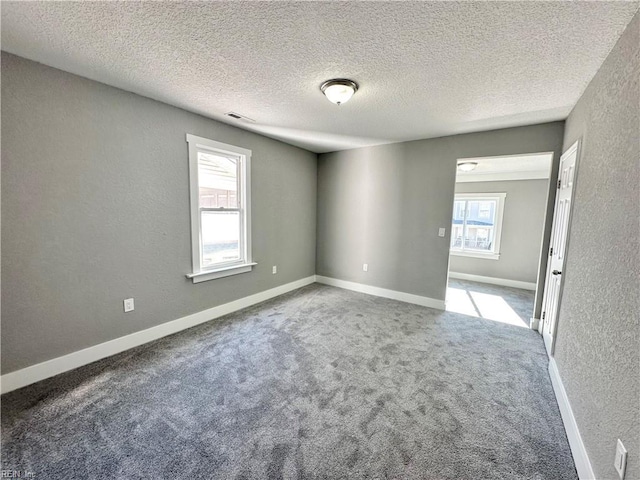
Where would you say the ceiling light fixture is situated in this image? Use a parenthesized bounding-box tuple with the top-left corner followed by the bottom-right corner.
(320, 79, 359, 105)
(457, 162, 478, 172)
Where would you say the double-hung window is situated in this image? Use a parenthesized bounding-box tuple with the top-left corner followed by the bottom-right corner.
(186, 134, 254, 283)
(450, 193, 506, 260)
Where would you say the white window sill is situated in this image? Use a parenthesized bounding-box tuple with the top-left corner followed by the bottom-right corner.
(450, 251, 500, 260)
(186, 262, 257, 283)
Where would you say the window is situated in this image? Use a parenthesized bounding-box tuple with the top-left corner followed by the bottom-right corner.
(450, 193, 506, 260)
(478, 201, 492, 219)
(186, 134, 255, 283)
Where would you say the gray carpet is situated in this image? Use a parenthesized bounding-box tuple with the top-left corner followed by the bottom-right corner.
(2, 283, 577, 479)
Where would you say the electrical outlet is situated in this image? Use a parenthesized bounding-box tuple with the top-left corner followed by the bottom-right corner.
(123, 298, 135, 313)
(272, 265, 277, 274)
(438, 227, 446, 237)
(363, 263, 368, 272)
(614, 439, 627, 479)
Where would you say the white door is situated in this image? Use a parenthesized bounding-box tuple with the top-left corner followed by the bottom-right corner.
(541, 140, 579, 356)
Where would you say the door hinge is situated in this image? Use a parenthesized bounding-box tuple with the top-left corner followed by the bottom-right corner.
(542, 311, 546, 320)
(549, 247, 553, 256)
(557, 179, 561, 189)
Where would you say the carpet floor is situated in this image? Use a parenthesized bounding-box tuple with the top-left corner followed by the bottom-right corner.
(2, 283, 577, 479)
(446, 279, 535, 328)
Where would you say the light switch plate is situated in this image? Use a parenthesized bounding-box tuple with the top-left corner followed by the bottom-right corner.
(363, 263, 368, 272)
(272, 265, 277, 274)
(614, 439, 627, 479)
(438, 228, 446, 237)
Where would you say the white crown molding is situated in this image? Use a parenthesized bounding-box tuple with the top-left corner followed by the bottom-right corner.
(457, 170, 550, 183)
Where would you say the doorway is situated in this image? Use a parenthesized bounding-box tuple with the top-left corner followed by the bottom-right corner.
(446, 152, 555, 328)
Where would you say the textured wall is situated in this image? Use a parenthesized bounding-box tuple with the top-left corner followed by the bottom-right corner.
(1, 53, 317, 374)
(450, 179, 549, 284)
(553, 12, 639, 480)
(316, 123, 564, 303)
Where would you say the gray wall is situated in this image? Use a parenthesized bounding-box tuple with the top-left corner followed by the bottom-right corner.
(1, 53, 317, 374)
(316, 123, 565, 303)
(553, 12, 639, 480)
(450, 179, 549, 284)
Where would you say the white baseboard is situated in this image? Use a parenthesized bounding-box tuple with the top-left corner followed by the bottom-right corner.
(548, 358, 595, 480)
(316, 275, 445, 310)
(449, 272, 536, 291)
(0, 275, 317, 395)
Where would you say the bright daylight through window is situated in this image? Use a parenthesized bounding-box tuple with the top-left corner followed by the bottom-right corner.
(450, 193, 506, 260)
(186, 134, 254, 283)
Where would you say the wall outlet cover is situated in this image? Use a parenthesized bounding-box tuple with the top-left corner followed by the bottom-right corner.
(124, 298, 135, 313)
(614, 439, 627, 479)
(272, 266, 277, 274)
(363, 263, 368, 272)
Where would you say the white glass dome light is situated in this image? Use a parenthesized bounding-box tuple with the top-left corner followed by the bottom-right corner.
(320, 79, 359, 105)
(457, 162, 479, 172)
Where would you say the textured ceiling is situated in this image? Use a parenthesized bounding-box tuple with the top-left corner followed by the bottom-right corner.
(1, 2, 638, 153)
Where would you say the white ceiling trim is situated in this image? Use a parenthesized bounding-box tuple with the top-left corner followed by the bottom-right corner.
(456, 151, 554, 182)
(456, 170, 550, 183)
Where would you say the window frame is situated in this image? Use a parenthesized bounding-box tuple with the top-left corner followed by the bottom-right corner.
(450, 193, 506, 260)
(185, 134, 255, 283)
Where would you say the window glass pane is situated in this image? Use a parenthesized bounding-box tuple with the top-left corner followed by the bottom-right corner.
(198, 151, 238, 208)
(451, 200, 465, 248)
(464, 200, 496, 251)
(467, 200, 495, 224)
(463, 226, 495, 251)
(478, 201, 492, 219)
(201, 211, 240, 267)
(451, 225, 464, 248)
